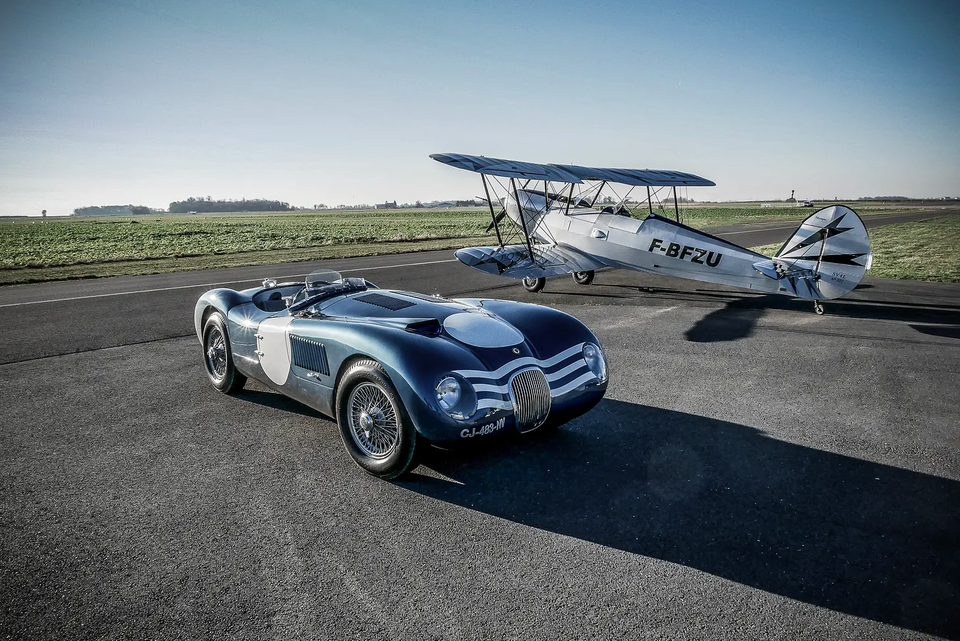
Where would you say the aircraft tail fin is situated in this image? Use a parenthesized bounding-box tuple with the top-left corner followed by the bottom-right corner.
(752, 205, 872, 300)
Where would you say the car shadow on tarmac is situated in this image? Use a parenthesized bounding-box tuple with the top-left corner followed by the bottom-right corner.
(234, 389, 328, 419)
(403, 399, 960, 638)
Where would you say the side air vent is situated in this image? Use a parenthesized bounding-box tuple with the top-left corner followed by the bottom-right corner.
(291, 335, 330, 376)
(356, 293, 416, 311)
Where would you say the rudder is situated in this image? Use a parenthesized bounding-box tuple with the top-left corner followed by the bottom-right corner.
(754, 205, 872, 300)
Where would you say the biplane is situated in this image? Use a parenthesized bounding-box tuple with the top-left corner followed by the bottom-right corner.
(431, 153, 873, 314)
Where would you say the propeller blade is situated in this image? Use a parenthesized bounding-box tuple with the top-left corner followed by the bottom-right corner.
(485, 209, 507, 232)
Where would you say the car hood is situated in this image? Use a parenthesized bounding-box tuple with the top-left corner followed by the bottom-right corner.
(320, 290, 525, 349)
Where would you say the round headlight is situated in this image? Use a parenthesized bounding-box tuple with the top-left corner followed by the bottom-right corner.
(582, 343, 607, 382)
(436, 376, 461, 410)
(435, 375, 477, 420)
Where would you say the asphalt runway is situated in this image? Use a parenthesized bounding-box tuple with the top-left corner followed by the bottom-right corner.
(2, 213, 959, 639)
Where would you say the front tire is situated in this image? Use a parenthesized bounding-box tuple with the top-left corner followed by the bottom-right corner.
(202, 312, 246, 394)
(335, 360, 419, 479)
(522, 277, 546, 293)
(572, 270, 595, 285)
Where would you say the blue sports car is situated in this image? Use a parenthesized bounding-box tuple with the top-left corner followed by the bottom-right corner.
(195, 270, 608, 479)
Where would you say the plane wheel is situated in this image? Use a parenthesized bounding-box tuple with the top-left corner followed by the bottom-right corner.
(522, 277, 546, 293)
(813, 301, 825, 315)
(572, 271, 595, 286)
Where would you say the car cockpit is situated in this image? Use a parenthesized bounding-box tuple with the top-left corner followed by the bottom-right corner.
(251, 270, 373, 314)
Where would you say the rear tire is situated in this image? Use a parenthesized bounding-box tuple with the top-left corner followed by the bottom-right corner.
(522, 277, 546, 293)
(202, 312, 246, 394)
(572, 270, 595, 285)
(335, 360, 419, 479)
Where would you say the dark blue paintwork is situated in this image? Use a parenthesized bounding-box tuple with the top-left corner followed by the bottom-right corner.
(194, 280, 607, 442)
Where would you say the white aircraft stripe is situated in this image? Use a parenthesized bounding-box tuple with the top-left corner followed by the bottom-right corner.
(453, 343, 585, 380)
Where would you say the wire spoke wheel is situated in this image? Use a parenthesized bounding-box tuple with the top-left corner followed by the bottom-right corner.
(347, 382, 400, 459)
(205, 326, 227, 379)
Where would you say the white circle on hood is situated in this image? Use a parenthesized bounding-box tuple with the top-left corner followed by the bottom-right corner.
(443, 312, 524, 348)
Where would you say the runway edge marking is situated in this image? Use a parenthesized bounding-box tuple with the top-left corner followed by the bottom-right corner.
(0, 258, 458, 308)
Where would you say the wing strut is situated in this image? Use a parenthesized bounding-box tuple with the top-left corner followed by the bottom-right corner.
(481, 174, 503, 246)
(589, 181, 607, 208)
(510, 177, 536, 263)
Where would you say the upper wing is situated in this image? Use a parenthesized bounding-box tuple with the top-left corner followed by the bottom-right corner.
(430, 153, 583, 183)
(455, 244, 608, 280)
(551, 164, 715, 187)
(431, 153, 715, 187)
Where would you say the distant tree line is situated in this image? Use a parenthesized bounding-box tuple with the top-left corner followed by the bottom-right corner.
(73, 204, 155, 216)
(168, 197, 293, 213)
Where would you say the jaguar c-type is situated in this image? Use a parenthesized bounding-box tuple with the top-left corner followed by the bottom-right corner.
(195, 270, 607, 478)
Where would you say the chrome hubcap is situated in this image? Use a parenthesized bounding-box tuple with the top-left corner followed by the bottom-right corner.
(347, 383, 399, 459)
(205, 327, 227, 379)
(359, 412, 374, 436)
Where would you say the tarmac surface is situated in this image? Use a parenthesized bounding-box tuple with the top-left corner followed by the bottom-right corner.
(1, 212, 959, 639)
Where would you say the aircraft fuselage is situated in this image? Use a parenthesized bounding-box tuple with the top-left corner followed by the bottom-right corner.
(510, 191, 784, 295)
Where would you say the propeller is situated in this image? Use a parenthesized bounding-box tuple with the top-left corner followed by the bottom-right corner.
(486, 208, 508, 232)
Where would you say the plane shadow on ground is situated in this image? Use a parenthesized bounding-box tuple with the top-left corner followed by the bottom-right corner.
(403, 399, 960, 638)
(496, 279, 960, 344)
(680, 293, 960, 343)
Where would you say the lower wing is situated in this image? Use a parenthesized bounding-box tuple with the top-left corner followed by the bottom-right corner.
(455, 244, 607, 279)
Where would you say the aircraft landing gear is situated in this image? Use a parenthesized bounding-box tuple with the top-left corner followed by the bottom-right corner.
(572, 270, 595, 285)
(522, 277, 546, 293)
(813, 300, 824, 315)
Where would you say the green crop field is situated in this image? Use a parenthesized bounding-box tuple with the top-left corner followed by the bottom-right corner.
(749, 215, 960, 283)
(0, 209, 492, 269)
(0, 203, 936, 285)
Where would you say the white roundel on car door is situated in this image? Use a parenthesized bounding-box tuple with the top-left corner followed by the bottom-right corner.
(257, 317, 294, 385)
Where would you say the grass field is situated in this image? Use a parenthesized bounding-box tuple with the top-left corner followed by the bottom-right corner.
(749, 215, 960, 283)
(0, 209, 491, 269)
(0, 203, 944, 285)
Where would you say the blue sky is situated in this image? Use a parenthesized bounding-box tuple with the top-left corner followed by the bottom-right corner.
(1, 0, 958, 215)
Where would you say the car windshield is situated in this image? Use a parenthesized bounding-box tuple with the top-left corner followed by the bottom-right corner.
(305, 269, 343, 289)
(288, 270, 368, 313)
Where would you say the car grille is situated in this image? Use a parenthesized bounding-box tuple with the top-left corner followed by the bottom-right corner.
(510, 368, 551, 432)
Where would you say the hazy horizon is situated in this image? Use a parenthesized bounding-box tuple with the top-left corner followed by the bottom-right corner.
(2, 0, 958, 217)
